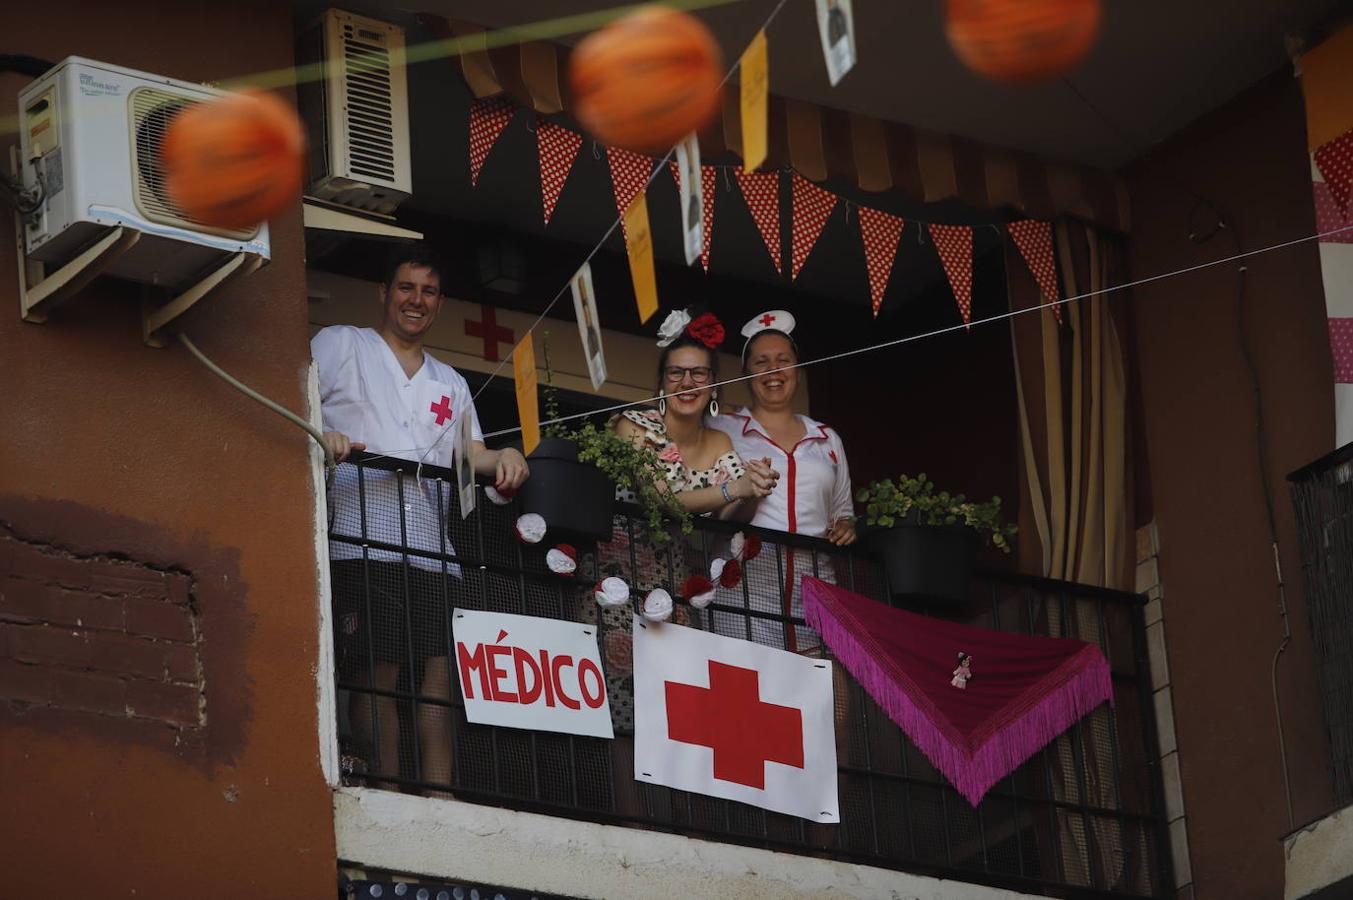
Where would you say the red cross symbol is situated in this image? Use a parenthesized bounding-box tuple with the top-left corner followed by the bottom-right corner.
(430, 395, 453, 426)
(465, 304, 515, 362)
(665, 660, 803, 789)
(758, 313, 776, 327)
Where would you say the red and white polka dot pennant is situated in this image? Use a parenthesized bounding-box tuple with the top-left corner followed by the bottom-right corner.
(536, 118, 582, 228)
(1314, 180, 1353, 244)
(1329, 317, 1353, 385)
(606, 146, 655, 243)
(1007, 219, 1063, 324)
(1315, 130, 1353, 219)
(734, 168, 782, 276)
(791, 173, 838, 280)
(857, 206, 905, 317)
(668, 161, 719, 271)
(929, 223, 974, 326)
(468, 97, 516, 187)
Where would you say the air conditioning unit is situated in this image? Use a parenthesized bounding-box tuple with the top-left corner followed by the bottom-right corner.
(297, 9, 412, 216)
(16, 57, 271, 289)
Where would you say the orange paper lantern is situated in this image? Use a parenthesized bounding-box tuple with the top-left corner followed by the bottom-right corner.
(945, 0, 1102, 85)
(161, 89, 306, 229)
(568, 6, 724, 155)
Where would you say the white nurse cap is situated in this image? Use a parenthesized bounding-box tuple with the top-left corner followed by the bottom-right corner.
(741, 310, 797, 360)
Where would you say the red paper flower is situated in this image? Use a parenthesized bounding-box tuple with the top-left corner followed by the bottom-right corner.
(741, 535, 762, 561)
(686, 312, 725, 349)
(680, 574, 714, 600)
(718, 558, 743, 589)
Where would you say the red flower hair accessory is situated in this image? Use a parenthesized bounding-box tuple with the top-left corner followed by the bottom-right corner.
(686, 312, 725, 350)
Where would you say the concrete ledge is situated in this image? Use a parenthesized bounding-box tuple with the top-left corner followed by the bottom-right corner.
(333, 787, 1043, 899)
(1284, 803, 1353, 900)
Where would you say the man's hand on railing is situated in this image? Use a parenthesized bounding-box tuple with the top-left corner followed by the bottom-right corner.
(323, 430, 366, 463)
(472, 443, 530, 492)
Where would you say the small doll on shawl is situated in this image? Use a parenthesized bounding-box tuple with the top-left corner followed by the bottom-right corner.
(951, 651, 973, 689)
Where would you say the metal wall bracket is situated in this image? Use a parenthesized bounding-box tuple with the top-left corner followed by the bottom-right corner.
(142, 250, 264, 347)
(12, 147, 144, 323)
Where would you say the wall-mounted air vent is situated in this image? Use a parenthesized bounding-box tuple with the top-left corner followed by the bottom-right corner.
(298, 9, 412, 216)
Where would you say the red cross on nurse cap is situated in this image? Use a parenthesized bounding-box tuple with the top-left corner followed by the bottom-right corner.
(741, 310, 797, 360)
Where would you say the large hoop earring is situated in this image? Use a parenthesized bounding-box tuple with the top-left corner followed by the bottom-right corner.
(658, 397, 667, 416)
(708, 395, 719, 417)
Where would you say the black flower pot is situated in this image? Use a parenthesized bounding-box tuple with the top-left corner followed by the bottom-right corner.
(518, 437, 616, 542)
(868, 522, 979, 607)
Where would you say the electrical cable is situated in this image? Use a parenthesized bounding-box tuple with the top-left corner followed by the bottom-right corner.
(416, 0, 792, 466)
(177, 331, 335, 469)
(1189, 205, 1297, 831)
(459, 220, 1353, 442)
(347, 219, 1353, 466)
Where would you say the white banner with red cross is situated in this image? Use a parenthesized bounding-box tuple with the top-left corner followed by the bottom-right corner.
(453, 608, 614, 739)
(632, 617, 839, 822)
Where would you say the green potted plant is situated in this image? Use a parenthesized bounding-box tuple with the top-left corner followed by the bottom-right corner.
(515, 335, 692, 543)
(857, 474, 1016, 605)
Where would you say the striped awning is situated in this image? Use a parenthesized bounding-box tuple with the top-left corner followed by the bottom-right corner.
(420, 13, 1131, 233)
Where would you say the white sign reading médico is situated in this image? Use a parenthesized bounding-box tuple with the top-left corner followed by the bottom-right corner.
(452, 608, 614, 739)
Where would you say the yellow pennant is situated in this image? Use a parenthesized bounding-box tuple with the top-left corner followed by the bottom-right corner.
(513, 332, 541, 457)
(740, 29, 769, 171)
(623, 192, 659, 324)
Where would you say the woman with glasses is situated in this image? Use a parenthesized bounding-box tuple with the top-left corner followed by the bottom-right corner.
(610, 308, 778, 515)
(593, 309, 777, 799)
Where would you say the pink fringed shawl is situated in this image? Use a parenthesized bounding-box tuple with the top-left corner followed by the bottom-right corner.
(802, 577, 1113, 806)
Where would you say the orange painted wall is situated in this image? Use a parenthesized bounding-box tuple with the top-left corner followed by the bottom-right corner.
(1125, 72, 1335, 898)
(0, 2, 334, 896)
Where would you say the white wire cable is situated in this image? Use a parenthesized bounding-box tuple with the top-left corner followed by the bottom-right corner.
(340, 220, 1353, 458)
(418, 0, 794, 465)
(467, 219, 1353, 440)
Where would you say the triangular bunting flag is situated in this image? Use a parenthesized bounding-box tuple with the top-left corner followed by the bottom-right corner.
(804, 578, 1113, 807)
(1315, 130, 1353, 218)
(607, 146, 655, 243)
(1007, 219, 1062, 323)
(469, 97, 516, 187)
(734, 169, 782, 276)
(857, 207, 905, 317)
(791, 173, 838, 281)
(929, 223, 974, 326)
(669, 161, 718, 271)
(536, 119, 583, 227)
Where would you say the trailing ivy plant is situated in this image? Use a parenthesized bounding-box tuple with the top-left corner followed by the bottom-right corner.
(856, 473, 1016, 553)
(539, 333, 692, 541)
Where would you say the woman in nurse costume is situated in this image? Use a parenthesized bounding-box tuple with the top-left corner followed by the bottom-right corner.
(708, 310, 857, 652)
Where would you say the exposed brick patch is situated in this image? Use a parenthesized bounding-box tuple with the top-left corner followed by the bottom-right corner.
(0, 531, 205, 734)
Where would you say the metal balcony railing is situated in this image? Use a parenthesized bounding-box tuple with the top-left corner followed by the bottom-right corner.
(328, 452, 1171, 898)
(1290, 443, 1353, 810)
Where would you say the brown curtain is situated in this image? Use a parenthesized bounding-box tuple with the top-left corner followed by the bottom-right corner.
(1008, 223, 1144, 892)
(1010, 222, 1132, 589)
